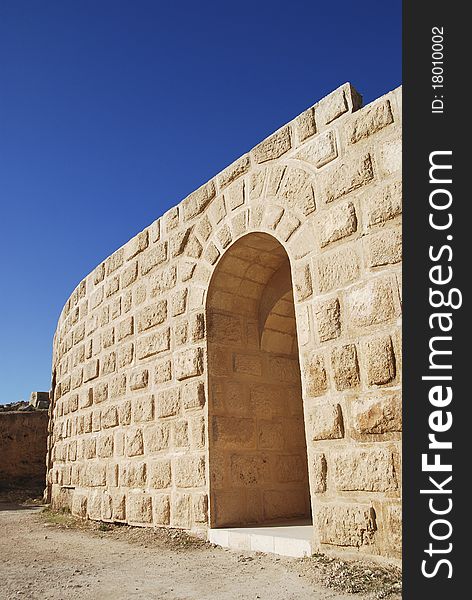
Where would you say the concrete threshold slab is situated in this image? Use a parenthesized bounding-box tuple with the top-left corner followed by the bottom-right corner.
(208, 520, 313, 558)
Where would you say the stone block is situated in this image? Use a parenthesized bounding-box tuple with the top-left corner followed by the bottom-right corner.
(140, 242, 168, 275)
(174, 455, 205, 488)
(156, 387, 180, 418)
(276, 455, 307, 483)
(365, 181, 402, 227)
(110, 373, 126, 398)
(175, 347, 204, 380)
(348, 99, 394, 144)
(277, 167, 316, 216)
(127, 492, 153, 524)
(132, 394, 154, 423)
(309, 403, 343, 440)
(345, 278, 398, 328)
(136, 328, 170, 359)
(129, 368, 149, 391)
(182, 380, 206, 410)
(314, 297, 341, 342)
(331, 344, 360, 390)
(125, 230, 149, 260)
(193, 493, 208, 523)
(171, 493, 192, 528)
(253, 126, 291, 163)
(116, 316, 134, 341)
(331, 447, 397, 492)
(126, 428, 144, 456)
(218, 154, 250, 189)
(119, 400, 131, 426)
(318, 201, 357, 247)
(233, 353, 262, 377)
(120, 461, 147, 487)
(303, 352, 328, 397)
(317, 88, 348, 125)
(137, 301, 167, 332)
(293, 263, 313, 301)
(212, 416, 255, 448)
(101, 406, 118, 429)
(105, 248, 124, 276)
(316, 503, 376, 547)
(364, 335, 396, 385)
(149, 459, 172, 489)
(71, 493, 87, 518)
(314, 245, 360, 293)
(295, 130, 337, 168)
(263, 490, 307, 521)
(322, 154, 374, 203)
(365, 227, 402, 267)
(351, 392, 402, 434)
(311, 452, 327, 492)
(83, 359, 99, 382)
(97, 433, 113, 458)
(182, 181, 216, 221)
(143, 423, 170, 453)
(295, 106, 316, 142)
(171, 288, 188, 317)
(153, 494, 171, 525)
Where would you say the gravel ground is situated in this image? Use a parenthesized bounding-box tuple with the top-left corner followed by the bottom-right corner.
(0, 500, 401, 600)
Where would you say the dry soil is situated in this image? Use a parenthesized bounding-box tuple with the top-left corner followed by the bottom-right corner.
(0, 501, 401, 600)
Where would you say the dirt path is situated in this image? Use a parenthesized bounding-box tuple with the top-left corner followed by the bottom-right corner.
(0, 503, 400, 600)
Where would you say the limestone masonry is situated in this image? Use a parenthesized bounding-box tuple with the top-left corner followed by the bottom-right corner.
(46, 83, 402, 562)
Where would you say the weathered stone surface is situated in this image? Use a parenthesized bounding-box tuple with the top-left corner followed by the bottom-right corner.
(182, 181, 216, 221)
(126, 428, 144, 456)
(331, 447, 397, 491)
(322, 154, 374, 203)
(137, 302, 167, 332)
(129, 368, 149, 391)
(317, 504, 376, 547)
(345, 278, 398, 328)
(295, 107, 316, 142)
(314, 297, 341, 342)
(318, 202, 357, 247)
(175, 347, 204, 380)
(140, 242, 168, 275)
(311, 452, 327, 493)
(364, 335, 396, 385)
(348, 99, 393, 144)
(136, 328, 170, 359)
(127, 492, 153, 523)
(365, 227, 402, 267)
(181, 380, 206, 410)
(316, 88, 348, 125)
(303, 352, 328, 397)
(293, 263, 313, 302)
(125, 230, 149, 260)
(253, 126, 291, 163)
(365, 181, 402, 227)
(156, 388, 180, 418)
(295, 130, 337, 168)
(218, 154, 250, 189)
(149, 459, 172, 489)
(314, 245, 360, 293)
(174, 455, 205, 487)
(152, 494, 170, 525)
(278, 168, 316, 216)
(132, 394, 154, 423)
(352, 393, 402, 434)
(309, 403, 343, 440)
(331, 344, 360, 390)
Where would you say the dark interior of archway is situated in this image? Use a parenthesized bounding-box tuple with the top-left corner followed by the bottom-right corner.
(207, 233, 311, 527)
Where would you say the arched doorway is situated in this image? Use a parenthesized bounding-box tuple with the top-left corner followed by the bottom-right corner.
(206, 232, 311, 528)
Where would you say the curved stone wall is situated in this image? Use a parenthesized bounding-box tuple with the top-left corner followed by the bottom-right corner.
(47, 82, 402, 561)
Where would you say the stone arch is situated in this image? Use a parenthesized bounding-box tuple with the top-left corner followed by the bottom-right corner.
(206, 232, 311, 527)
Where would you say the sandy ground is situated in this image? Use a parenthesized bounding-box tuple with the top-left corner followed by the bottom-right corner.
(0, 502, 401, 600)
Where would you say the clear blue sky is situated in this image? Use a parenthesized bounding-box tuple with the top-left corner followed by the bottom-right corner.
(0, 1, 401, 404)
